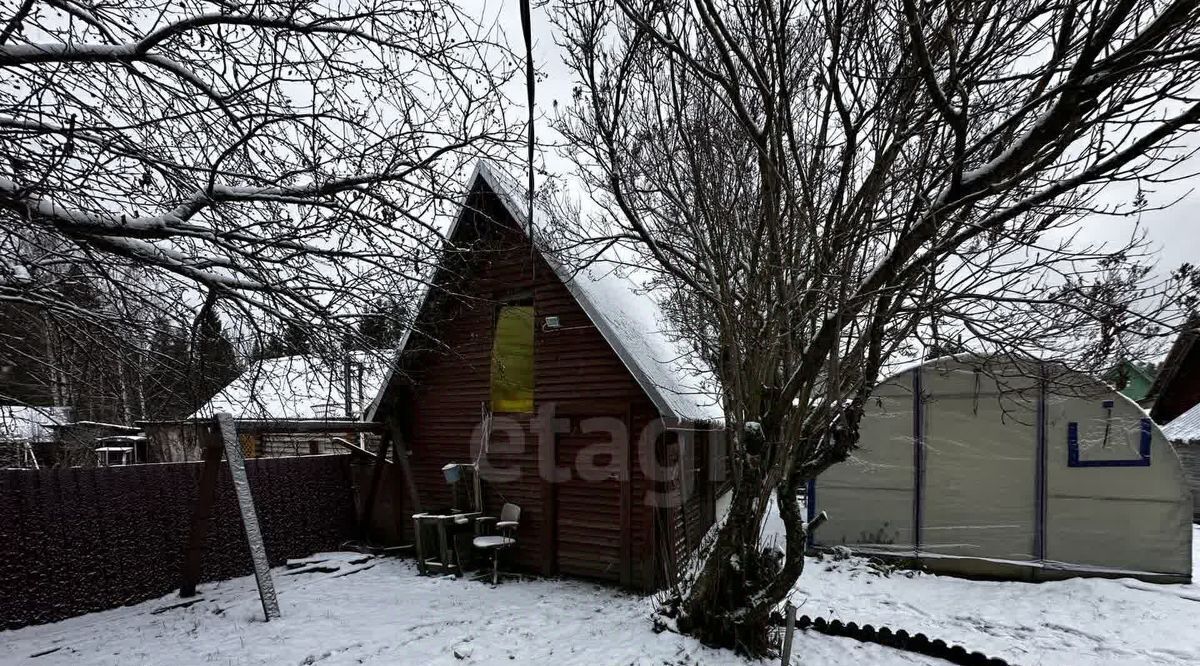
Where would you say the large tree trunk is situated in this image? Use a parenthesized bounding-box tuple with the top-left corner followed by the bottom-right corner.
(677, 485, 808, 654)
(672, 423, 811, 655)
(674, 412, 861, 656)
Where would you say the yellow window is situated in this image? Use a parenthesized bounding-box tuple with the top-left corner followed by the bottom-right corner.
(491, 305, 534, 413)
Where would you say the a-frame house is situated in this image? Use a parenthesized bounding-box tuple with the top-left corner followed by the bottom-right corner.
(367, 162, 725, 590)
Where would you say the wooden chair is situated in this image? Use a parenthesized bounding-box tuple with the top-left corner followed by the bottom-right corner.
(472, 503, 520, 585)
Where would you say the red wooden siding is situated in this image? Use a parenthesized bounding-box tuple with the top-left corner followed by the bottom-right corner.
(381, 184, 691, 590)
(1156, 343, 1200, 424)
(553, 411, 624, 581)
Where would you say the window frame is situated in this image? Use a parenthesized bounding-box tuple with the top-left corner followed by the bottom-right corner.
(489, 294, 535, 414)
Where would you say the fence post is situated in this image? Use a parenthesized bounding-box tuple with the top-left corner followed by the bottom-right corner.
(780, 601, 797, 666)
(179, 421, 223, 598)
(359, 430, 393, 542)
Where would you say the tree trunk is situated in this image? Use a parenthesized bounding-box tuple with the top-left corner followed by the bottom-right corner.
(674, 413, 862, 656)
(119, 356, 134, 425)
(672, 422, 812, 655)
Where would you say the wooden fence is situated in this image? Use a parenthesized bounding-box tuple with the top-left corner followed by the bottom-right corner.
(0, 455, 357, 630)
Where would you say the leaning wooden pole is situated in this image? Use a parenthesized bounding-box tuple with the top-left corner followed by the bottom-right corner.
(391, 422, 422, 515)
(215, 412, 281, 621)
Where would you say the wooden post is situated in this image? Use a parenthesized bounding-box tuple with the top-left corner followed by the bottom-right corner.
(360, 430, 393, 541)
(389, 422, 422, 514)
(216, 413, 281, 621)
(413, 514, 427, 574)
(437, 517, 452, 574)
(180, 422, 223, 598)
(619, 404, 633, 588)
(780, 602, 797, 666)
(540, 434, 557, 577)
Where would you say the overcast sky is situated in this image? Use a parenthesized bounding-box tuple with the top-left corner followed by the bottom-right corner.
(481, 1, 1198, 280)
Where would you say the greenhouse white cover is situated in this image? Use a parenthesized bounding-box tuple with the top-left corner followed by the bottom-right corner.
(809, 353, 1193, 583)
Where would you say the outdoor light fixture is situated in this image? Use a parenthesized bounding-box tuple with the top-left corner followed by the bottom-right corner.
(544, 316, 561, 330)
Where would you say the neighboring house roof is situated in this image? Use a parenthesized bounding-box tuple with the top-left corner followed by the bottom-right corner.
(1163, 401, 1200, 443)
(1101, 360, 1157, 402)
(367, 161, 723, 424)
(192, 351, 391, 421)
(1147, 318, 1200, 420)
(0, 406, 71, 442)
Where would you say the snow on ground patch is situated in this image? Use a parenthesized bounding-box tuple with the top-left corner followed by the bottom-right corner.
(757, 497, 1200, 664)
(0, 557, 924, 665)
(789, 525, 1200, 665)
(5, 527, 1199, 665)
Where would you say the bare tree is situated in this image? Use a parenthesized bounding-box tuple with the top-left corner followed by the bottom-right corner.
(553, 0, 1200, 652)
(0, 0, 520, 423)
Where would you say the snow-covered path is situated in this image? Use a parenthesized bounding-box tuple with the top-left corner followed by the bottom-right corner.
(2, 530, 1198, 665)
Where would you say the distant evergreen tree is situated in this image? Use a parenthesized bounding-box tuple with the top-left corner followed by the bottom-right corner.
(1, 265, 245, 462)
(279, 321, 313, 357)
(356, 298, 409, 349)
(0, 266, 137, 423)
(0, 302, 52, 405)
(144, 318, 195, 419)
(186, 307, 240, 412)
(249, 321, 313, 361)
(248, 333, 280, 363)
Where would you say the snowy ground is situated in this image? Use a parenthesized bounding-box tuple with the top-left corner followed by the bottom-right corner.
(2, 530, 1198, 665)
(795, 530, 1200, 665)
(0, 553, 921, 665)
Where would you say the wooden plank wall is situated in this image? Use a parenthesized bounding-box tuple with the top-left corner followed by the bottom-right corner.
(1155, 344, 1200, 423)
(653, 429, 725, 589)
(391, 188, 666, 589)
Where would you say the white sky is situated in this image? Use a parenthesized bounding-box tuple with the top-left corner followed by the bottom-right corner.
(480, 1, 1198, 280)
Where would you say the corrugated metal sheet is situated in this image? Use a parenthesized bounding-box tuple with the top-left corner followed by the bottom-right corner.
(1164, 401, 1200, 443)
(0, 455, 355, 629)
(1173, 442, 1200, 521)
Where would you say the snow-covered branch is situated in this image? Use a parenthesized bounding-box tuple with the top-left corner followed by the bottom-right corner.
(0, 0, 522, 388)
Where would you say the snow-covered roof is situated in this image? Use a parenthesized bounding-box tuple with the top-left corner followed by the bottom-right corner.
(367, 161, 723, 424)
(0, 406, 71, 442)
(1163, 401, 1200, 443)
(193, 351, 391, 421)
(552, 260, 722, 423)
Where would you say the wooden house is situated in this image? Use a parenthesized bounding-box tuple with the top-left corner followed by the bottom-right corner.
(366, 162, 726, 590)
(1163, 402, 1200, 522)
(1156, 320, 1200, 522)
(1101, 359, 1157, 406)
(1148, 318, 1200, 425)
(144, 352, 391, 461)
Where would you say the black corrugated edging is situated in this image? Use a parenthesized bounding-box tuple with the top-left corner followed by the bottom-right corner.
(770, 612, 1011, 666)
